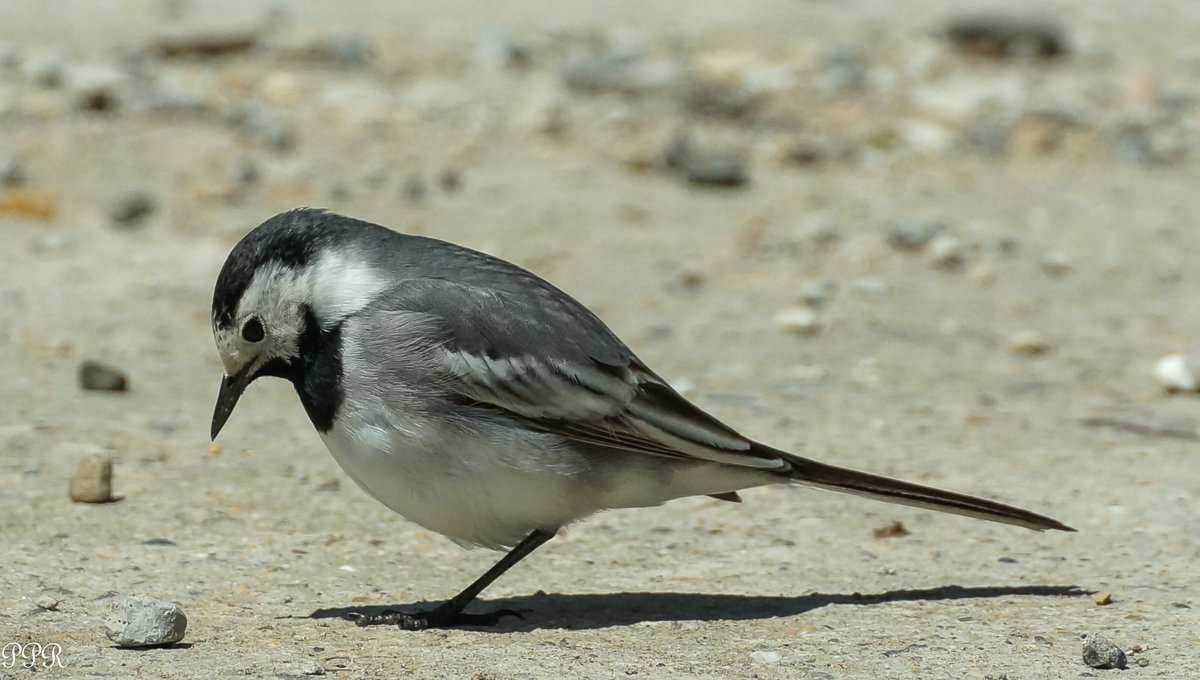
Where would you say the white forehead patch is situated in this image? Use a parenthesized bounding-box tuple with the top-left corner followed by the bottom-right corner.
(235, 260, 302, 325)
(305, 250, 388, 326)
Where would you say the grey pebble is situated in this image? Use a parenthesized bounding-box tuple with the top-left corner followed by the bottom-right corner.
(108, 191, 155, 226)
(79, 360, 129, 391)
(67, 63, 127, 112)
(799, 280, 835, 307)
(661, 133, 747, 188)
(231, 157, 259, 187)
(301, 660, 326, 675)
(1116, 121, 1190, 166)
(402, 174, 426, 200)
(327, 182, 351, 202)
(1081, 632, 1126, 669)
(0, 42, 20, 70)
(151, 26, 260, 58)
(104, 595, 187, 647)
(683, 154, 746, 187)
(470, 29, 531, 71)
(944, 13, 1066, 59)
(817, 46, 868, 97)
(20, 49, 66, 87)
(269, 34, 374, 67)
(0, 148, 27, 186)
(320, 37, 374, 66)
(886, 221, 942, 250)
(964, 114, 1013, 157)
(682, 78, 757, 119)
(69, 452, 118, 503)
(231, 104, 297, 152)
(561, 46, 636, 94)
(35, 594, 62, 611)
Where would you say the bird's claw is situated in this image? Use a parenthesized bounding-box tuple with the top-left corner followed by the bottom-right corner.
(345, 606, 523, 630)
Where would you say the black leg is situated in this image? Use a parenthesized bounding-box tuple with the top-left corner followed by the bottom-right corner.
(347, 528, 557, 630)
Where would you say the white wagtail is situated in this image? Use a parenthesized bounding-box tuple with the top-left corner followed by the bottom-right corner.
(210, 208, 1073, 630)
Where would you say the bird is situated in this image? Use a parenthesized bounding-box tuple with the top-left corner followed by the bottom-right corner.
(209, 207, 1073, 630)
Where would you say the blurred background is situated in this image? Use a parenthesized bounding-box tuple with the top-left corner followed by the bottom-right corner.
(2, 1, 1198, 676)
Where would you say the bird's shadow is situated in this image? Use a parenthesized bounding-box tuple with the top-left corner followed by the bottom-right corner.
(308, 584, 1086, 632)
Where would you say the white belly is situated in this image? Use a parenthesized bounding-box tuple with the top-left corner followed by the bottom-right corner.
(319, 407, 775, 550)
(318, 412, 604, 549)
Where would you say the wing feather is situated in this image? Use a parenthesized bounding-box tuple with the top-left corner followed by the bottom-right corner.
(383, 276, 787, 470)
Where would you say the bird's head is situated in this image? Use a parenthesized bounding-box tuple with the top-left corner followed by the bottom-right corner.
(209, 208, 388, 439)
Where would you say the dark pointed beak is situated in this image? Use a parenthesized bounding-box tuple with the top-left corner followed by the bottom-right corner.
(211, 365, 254, 440)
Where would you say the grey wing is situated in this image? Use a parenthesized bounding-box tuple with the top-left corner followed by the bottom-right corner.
(386, 277, 787, 471)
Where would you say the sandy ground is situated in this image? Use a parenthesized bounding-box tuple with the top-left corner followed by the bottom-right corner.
(2, 1, 1199, 678)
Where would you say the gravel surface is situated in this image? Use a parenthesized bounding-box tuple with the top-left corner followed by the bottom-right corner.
(2, 1, 1198, 677)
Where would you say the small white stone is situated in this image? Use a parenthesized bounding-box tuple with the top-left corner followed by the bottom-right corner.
(789, 364, 827, 382)
(1040, 252, 1072, 276)
(774, 307, 822, 336)
(851, 276, 888, 294)
(902, 120, 953, 153)
(103, 595, 187, 647)
(799, 280, 834, 306)
(1006, 330, 1051, 355)
(35, 594, 60, 610)
(65, 63, 127, 109)
(927, 235, 964, 269)
(258, 71, 304, 107)
(1154, 353, 1199, 392)
(750, 650, 782, 663)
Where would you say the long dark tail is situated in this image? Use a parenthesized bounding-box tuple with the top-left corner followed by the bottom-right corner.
(763, 445, 1074, 532)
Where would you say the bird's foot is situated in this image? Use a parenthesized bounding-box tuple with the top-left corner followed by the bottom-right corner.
(345, 605, 523, 630)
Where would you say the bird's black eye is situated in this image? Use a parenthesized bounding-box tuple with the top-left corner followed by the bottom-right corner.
(241, 317, 265, 343)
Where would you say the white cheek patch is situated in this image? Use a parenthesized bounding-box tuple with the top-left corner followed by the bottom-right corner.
(306, 251, 388, 325)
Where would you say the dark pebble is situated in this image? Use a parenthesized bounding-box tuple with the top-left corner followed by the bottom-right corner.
(944, 14, 1066, 59)
(783, 140, 827, 166)
(327, 182, 350, 201)
(1081, 632, 1127, 669)
(682, 80, 757, 119)
(230, 105, 297, 152)
(439, 169, 461, 193)
(231, 157, 259, 186)
(661, 133, 747, 188)
(0, 150, 27, 186)
(684, 154, 747, 187)
(108, 191, 155, 226)
(402, 174, 426, 200)
(561, 47, 633, 94)
(142, 538, 177, 546)
(79, 360, 128, 391)
(151, 27, 261, 58)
